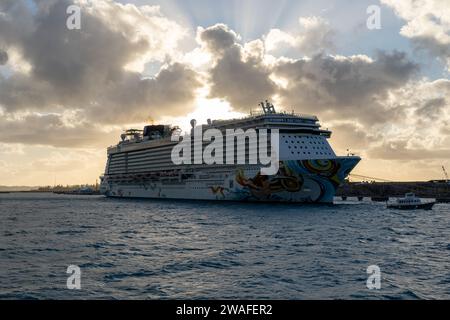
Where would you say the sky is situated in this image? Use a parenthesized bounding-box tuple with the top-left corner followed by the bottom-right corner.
(0, 0, 450, 186)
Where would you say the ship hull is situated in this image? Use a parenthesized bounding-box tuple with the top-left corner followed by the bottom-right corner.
(101, 157, 360, 204)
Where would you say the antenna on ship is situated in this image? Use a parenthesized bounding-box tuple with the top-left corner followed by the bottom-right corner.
(261, 100, 276, 114)
(443, 166, 449, 184)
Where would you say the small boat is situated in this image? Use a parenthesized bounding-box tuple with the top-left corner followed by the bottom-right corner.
(387, 193, 435, 210)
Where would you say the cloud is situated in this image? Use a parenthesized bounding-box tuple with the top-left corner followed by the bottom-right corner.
(0, 113, 119, 148)
(0, 0, 448, 181)
(273, 51, 418, 124)
(197, 24, 239, 55)
(328, 122, 378, 151)
(360, 79, 450, 161)
(382, 0, 450, 70)
(198, 24, 277, 112)
(195, 23, 418, 124)
(368, 140, 450, 160)
(415, 97, 446, 120)
(86, 63, 203, 124)
(265, 16, 334, 56)
(0, 49, 7, 65)
(0, 0, 201, 125)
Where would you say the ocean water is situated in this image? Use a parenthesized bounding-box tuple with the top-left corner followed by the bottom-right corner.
(0, 193, 449, 300)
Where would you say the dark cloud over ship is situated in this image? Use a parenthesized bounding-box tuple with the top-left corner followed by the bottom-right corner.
(198, 24, 277, 111)
(198, 23, 418, 125)
(273, 51, 418, 124)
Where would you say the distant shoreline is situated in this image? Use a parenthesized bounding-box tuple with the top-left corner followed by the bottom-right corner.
(0, 191, 41, 193)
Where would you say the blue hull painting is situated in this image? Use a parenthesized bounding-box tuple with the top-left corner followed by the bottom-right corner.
(233, 157, 361, 203)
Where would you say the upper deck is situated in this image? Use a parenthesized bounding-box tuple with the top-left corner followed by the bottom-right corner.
(108, 101, 331, 155)
(201, 101, 330, 137)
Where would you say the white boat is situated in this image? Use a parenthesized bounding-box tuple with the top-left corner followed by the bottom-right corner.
(387, 193, 435, 210)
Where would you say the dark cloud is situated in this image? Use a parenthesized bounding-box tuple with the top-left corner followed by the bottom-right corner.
(198, 24, 238, 55)
(87, 63, 202, 123)
(199, 24, 277, 111)
(274, 51, 418, 124)
(328, 123, 378, 151)
(198, 24, 418, 124)
(0, 0, 201, 124)
(0, 49, 7, 65)
(0, 114, 119, 148)
(415, 97, 446, 120)
(208, 45, 277, 112)
(368, 140, 450, 160)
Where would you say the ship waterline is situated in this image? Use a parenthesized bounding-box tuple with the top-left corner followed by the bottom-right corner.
(100, 101, 361, 203)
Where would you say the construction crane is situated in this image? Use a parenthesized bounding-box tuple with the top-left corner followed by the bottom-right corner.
(443, 166, 449, 183)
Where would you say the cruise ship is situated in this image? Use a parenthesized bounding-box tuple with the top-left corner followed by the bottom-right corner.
(100, 101, 360, 203)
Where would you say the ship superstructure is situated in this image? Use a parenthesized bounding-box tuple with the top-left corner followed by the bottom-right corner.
(100, 101, 360, 203)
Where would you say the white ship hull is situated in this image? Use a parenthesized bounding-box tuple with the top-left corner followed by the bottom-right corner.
(101, 158, 360, 203)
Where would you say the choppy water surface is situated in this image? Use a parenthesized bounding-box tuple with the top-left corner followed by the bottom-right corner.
(0, 193, 449, 299)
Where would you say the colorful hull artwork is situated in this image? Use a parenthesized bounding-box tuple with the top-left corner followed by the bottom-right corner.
(102, 157, 360, 203)
(233, 157, 361, 203)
